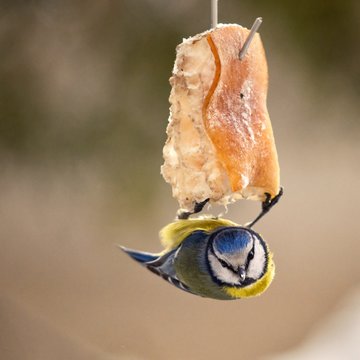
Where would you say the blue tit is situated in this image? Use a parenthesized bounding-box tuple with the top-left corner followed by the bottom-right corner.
(121, 218, 275, 300)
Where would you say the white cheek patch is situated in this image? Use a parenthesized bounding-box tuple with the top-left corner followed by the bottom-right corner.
(247, 238, 266, 279)
(208, 252, 240, 285)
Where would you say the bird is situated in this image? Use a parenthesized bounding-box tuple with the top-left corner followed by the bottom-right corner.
(120, 218, 275, 300)
(120, 189, 282, 300)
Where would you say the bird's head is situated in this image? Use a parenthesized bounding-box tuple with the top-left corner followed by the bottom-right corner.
(207, 227, 269, 287)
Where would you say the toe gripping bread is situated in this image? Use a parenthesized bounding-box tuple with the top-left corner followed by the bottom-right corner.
(161, 24, 280, 212)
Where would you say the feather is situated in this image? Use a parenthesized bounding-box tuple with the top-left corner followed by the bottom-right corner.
(160, 218, 238, 251)
(120, 245, 194, 295)
(119, 246, 159, 264)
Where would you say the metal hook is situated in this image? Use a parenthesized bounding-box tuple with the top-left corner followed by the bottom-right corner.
(239, 17, 263, 60)
(211, 0, 218, 28)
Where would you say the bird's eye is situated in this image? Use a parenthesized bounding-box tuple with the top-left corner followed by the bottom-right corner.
(248, 249, 254, 261)
(218, 258, 230, 269)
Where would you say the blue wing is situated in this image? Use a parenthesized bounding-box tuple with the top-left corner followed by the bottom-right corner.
(120, 245, 194, 295)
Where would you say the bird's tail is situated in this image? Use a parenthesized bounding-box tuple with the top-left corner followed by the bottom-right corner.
(119, 245, 159, 265)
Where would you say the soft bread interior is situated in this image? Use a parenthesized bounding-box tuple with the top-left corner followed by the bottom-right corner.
(161, 34, 232, 211)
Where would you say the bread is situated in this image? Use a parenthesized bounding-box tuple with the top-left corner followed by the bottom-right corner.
(161, 24, 280, 211)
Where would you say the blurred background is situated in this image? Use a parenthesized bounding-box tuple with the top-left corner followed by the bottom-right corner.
(0, 1, 359, 359)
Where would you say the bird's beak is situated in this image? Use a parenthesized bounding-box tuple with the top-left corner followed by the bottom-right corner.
(238, 267, 246, 282)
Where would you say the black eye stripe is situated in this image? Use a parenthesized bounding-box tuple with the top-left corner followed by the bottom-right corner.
(214, 252, 238, 274)
(218, 257, 228, 267)
(218, 257, 236, 272)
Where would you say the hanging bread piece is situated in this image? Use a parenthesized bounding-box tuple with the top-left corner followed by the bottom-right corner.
(161, 24, 280, 211)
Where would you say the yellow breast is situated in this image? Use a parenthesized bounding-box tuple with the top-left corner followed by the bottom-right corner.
(223, 253, 275, 298)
